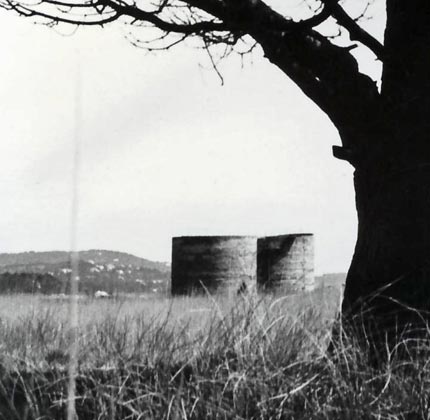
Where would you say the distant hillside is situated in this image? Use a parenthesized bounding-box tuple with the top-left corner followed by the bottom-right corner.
(0, 250, 346, 296)
(0, 250, 170, 272)
(0, 250, 171, 296)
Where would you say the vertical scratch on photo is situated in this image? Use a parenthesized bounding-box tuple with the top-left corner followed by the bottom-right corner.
(67, 49, 82, 420)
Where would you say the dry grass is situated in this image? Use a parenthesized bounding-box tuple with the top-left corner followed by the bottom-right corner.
(0, 288, 429, 419)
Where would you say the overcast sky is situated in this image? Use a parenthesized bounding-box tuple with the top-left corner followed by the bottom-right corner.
(0, 1, 385, 274)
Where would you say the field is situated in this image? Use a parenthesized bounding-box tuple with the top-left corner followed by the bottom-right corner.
(0, 288, 429, 419)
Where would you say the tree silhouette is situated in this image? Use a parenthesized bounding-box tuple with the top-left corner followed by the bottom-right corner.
(3, 0, 430, 350)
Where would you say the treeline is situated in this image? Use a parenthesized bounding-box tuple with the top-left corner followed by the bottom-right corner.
(0, 272, 168, 295)
(0, 272, 65, 294)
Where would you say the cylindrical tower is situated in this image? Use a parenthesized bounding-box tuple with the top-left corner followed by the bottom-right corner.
(257, 234, 314, 294)
(171, 236, 257, 296)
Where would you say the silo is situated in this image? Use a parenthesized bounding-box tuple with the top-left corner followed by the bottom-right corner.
(257, 234, 314, 294)
(171, 236, 257, 296)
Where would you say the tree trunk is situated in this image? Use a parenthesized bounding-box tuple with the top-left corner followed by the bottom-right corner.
(342, 159, 430, 348)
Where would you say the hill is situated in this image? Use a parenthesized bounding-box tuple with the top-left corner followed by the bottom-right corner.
(0, 250, 170, 295)
(0, 249, 170, 272)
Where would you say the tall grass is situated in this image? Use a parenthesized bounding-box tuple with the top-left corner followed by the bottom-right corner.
(0, 288, 429, 419)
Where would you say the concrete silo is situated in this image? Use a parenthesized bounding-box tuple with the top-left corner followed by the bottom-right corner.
(257, 234, 314, 294)
(171, 236, 257, 296)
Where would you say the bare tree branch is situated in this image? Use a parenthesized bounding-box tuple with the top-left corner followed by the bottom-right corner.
(321, 0, 384, 60)
(0, 0, 383, 163)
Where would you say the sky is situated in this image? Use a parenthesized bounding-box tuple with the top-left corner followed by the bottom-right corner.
(0, 1, 385, 274)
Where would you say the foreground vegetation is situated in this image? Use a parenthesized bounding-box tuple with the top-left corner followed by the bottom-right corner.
(0, 289, 429, 419)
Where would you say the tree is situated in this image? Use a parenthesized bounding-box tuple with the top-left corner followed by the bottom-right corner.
(2, 0, 430, 348)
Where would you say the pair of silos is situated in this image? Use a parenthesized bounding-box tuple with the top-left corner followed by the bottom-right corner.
(171, 234, 314, 295)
